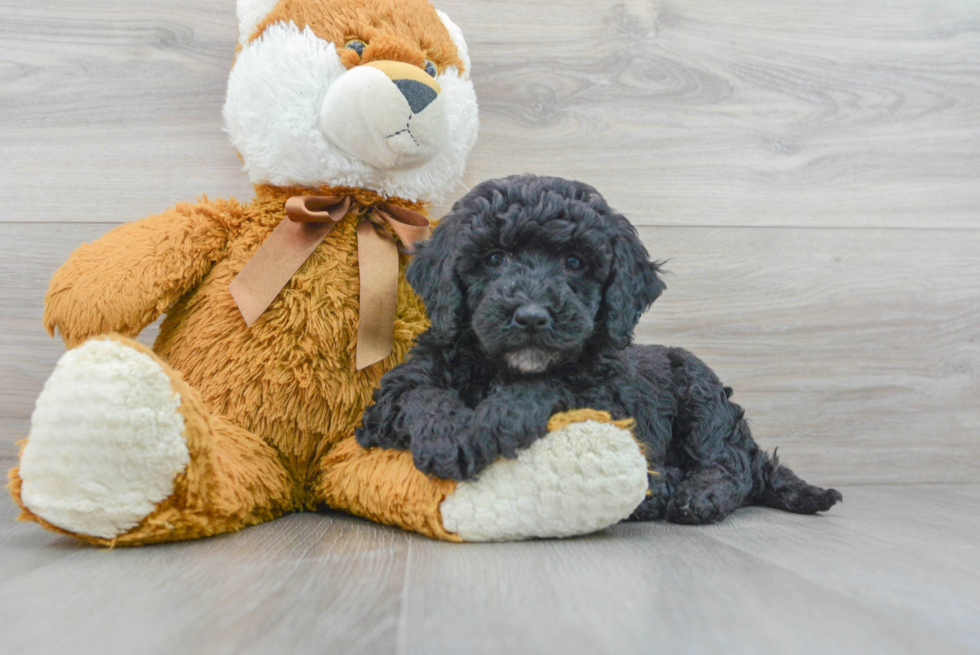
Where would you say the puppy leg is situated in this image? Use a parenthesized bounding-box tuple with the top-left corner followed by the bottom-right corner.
(626, 467, 681, 522)
(357, 357, 491, 480)
(664, 348, 756, 524)
(756, 451, 843, 513)
(662, 348, 841, 522)
(401, 388, 492, 481)
(408, 377, 569, 481)
(667, 458, 753, 524)
(360, 369, 571, 481)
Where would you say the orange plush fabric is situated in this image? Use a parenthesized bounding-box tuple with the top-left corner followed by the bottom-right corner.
(8, 0, 481, 546)
(9, 185, 459, 545)
(251, 0, 466, 74)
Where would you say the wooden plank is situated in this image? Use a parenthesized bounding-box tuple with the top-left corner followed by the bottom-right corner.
(400, 491, 977, 655)
(636, 225, 980, 486)
(2, 223, 978, 484)
(0, 0, 978, 228)
(459, 0, 980, 229)
(0, 0, 254, 222)
(0, 223, 161, 462)
(699, 485, 980, 651)
(0, 504, 409, 655)
(4, 486, 979, 655)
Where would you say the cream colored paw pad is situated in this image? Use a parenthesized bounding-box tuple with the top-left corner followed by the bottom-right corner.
(440, 420, 649, 542)
(18, 340, 189, 539)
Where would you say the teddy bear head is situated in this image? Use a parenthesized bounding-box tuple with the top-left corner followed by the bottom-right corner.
(224, 0, 478, 203)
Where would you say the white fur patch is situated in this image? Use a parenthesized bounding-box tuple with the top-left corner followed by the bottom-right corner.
(223, 21, 479, 203)
(436, 9, 471, 79)
(505, 348, 562, 374)
(18, 340, 190, 539)
(237, 0, 281, 45)
(440, 420, 649, 541)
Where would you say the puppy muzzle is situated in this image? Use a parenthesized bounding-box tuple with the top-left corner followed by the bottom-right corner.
(473, 281, 594, 364)
(319, 60, 449, 171)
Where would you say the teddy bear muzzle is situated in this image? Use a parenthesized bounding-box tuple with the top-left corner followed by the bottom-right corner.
(318, 60, 450, 171)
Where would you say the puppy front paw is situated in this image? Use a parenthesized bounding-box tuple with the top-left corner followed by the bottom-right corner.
(665, 483, 729, 525)
(411, 430, 490, 481)
(626, 469, 680, 522)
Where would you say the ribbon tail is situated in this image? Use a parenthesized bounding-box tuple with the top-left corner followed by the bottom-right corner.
(230, 220, 336, 326)
(355, 221, 400, 370)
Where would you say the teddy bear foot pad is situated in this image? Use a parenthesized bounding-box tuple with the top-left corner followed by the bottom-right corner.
(17, 339, 190, 539)
(440, 417, 649, 541)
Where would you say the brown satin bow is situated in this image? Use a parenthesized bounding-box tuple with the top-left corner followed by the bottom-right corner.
(228, 195, 430, 370)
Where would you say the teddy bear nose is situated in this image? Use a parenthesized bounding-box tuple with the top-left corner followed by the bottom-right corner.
(393, 79, 438, 114)
(513, 304, 553, 332)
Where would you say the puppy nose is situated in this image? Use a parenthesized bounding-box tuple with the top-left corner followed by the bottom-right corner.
(513, 304, 552, 332)
(393, 79, 437, 114)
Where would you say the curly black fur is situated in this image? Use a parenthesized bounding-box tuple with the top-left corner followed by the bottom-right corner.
(357, 174, 842, 524)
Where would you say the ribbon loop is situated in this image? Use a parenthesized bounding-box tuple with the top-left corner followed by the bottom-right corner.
(229, 193, 431, 371)
(285, 195, 351, 223)
(373, 203, 431, 253)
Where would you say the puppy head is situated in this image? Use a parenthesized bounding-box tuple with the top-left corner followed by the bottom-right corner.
(408, 175, 665, 373)
(224, 0, 478, 202)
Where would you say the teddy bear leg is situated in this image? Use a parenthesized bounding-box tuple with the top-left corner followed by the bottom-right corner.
(8, 335, 295, 546)
(315, 436, 462, 542)
(315, 410, 649, 542)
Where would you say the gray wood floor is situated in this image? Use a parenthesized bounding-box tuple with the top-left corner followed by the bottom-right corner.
(2, 486, 979, 655)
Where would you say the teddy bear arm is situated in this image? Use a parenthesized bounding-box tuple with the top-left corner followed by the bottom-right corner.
(44, 199, 244, 346)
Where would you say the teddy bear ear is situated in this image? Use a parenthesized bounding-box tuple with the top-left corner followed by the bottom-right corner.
(237, 0, 281, 46)
(436, 9, 472, 79)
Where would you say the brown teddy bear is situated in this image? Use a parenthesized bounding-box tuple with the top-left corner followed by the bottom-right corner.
(8, 0, 650, 546)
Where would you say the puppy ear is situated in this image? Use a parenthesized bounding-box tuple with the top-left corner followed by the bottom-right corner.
(407, 217, 467, 342)
(599, 216, 665, 348)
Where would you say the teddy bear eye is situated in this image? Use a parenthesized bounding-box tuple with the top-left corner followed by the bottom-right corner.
(424, 60, 438, 78)
(345, 39, 366, 57)
(564, 254, 586, 272)
(485, 251, 507, 268)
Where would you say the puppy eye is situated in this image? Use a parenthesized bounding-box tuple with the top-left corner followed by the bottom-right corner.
(485, 251, 507, 268)
(564, 254, 586, 272)
(345, 39, 366, 57)
(424, 60, 438, 78)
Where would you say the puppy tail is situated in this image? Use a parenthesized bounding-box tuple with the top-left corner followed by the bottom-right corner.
(753, 448, 843, 514)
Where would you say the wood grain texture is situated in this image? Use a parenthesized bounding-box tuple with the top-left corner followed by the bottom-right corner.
(461, 0, 980, 229)
(0, 0, 254, 222)
(703, 484, 980, 649)
(2, 486, 979, 655)
(0, 508, 410, 655)
(3, 223, 977, 484)
(0, 0, 978, 227)
(0, 2, 978, 481)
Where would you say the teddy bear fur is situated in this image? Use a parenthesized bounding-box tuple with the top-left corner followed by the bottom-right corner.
(8, 0, 471, 546)
(10, 183, 460, 545)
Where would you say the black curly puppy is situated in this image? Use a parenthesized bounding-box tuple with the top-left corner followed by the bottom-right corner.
(357, 174, 841, 524)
